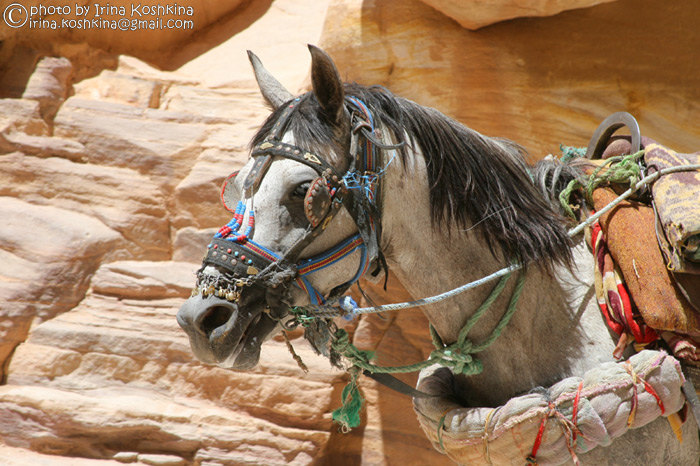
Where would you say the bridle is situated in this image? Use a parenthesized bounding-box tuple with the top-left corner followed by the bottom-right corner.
(196, 93, 395, 316)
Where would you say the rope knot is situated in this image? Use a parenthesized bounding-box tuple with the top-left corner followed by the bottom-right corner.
(430, 342, 483, 376)
(331, 328, 374, 368)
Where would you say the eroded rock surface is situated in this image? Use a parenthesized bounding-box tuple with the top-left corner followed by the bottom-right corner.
(321, 0, 700, 158)
(0, 198, 120, 382)
(421, 0, 617, 29)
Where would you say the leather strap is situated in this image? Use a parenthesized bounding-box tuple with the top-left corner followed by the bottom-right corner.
(251, 140, 339, 177)
(243, 154, 273, 197)
(363, 371, 436, 398)
(204, 238, 280, 278)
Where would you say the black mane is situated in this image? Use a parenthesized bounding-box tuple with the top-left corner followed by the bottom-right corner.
(251, 84, 573, 269)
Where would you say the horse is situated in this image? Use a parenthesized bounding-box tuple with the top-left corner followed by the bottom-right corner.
(176, 45, 699, 463)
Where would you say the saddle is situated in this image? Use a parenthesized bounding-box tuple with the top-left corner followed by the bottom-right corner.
(580, 114, 700, 364)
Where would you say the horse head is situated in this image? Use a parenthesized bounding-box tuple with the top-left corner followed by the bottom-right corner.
(177, 46, 382, 369)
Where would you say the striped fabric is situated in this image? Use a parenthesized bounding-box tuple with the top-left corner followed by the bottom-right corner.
(243, 240, 280, 263)
(590, 219, 658, 354)
(298, 236, 364, 275)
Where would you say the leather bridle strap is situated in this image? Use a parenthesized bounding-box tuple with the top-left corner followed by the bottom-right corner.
(207, 93, 386, 307)
(251, 141, 342, 180)
(243, 95, 308, 196)
(242, 97, 380, 276)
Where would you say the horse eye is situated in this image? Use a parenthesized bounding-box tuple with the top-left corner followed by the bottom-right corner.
(292, 181, 311, 198)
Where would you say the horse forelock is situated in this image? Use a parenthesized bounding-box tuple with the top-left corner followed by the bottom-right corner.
(249, 84, 573, 270)
(250, 92, 351, 170)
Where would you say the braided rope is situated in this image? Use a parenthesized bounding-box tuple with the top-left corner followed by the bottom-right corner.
(328, 273, 525, 430)
(559, 150, 645, 219)
(330, 272, 526, 377)
(301, 264, 520, 318)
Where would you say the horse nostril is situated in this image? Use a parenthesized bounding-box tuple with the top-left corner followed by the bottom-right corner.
(197, 306, 233, 337)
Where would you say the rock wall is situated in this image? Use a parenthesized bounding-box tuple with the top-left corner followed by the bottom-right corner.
(0, 0, 250, 89)
(421, 0, 617, 29)
(1, 0, 698, 464)
(320, 0, 700, 158)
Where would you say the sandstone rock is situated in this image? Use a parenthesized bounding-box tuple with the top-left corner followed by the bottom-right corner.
(421, 0, 617, 30)
(160, 86, 260, 122)
(73, 70, 163, 109)
(53, 98, 208, 180)
(1, 0, 249, 70)
(0, 133, 86, 161)
(0, 384, 329, 464)
(2, 278, 345, 464)
(0, 153, 170, 261)
(175, 0, 331, 90)
(172, 148, 245, 230)
(0, 197, 120, 382)
(0, 46, 41, 99)
(112, 451, 139, 463)
(0, 99, 48, 140)
(172, 227, 218, 263)
(0, 198, 120, 317)
(90, 261, 197, 300)
(165, 88, 274, 230)
(0, 445, 128, 465)
(320, 0, 700, 156)
(137, 454, 187, 466)
(0, 247, 43, 378)
(116, 55, 199, 86)
(22, 56, 73, 121)
(161, 86, 268, 154)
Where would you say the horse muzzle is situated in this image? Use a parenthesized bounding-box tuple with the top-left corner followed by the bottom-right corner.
(177, 292, 276, 369)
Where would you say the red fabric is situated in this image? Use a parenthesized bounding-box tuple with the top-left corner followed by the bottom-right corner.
(589, 216, 658, 346)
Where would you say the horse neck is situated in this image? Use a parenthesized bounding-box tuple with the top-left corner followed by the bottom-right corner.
(379, 144, 616, 404)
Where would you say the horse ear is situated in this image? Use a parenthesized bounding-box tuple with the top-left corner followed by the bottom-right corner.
(308, 44, 345, 124)
(247, 50, 294, 109)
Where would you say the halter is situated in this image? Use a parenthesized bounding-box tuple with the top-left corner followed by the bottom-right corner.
(197, 93, 390, 312)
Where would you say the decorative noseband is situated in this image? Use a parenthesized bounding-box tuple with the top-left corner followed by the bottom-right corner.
(197, 93, 389, 312)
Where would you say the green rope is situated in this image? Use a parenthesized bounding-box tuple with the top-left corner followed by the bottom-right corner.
(331, 367, 363, 431)
(289, 306, 318, 327)
(560, 144, 587, 164)
(437, 411, 448, 452)
(559, 149, 645, 218)
(330, 271, 527, 429)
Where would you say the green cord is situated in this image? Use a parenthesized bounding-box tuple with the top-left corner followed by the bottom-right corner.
(559, 149, 645, 218)
(331, 367, 363, 432)
(330, 271, 527, 430)
(437, 411, 448, 452)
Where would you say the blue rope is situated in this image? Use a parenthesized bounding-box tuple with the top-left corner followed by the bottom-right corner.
(342, 152, 397, 202)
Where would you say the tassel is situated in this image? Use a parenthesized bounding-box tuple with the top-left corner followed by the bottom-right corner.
(332, 368, 364, 431)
